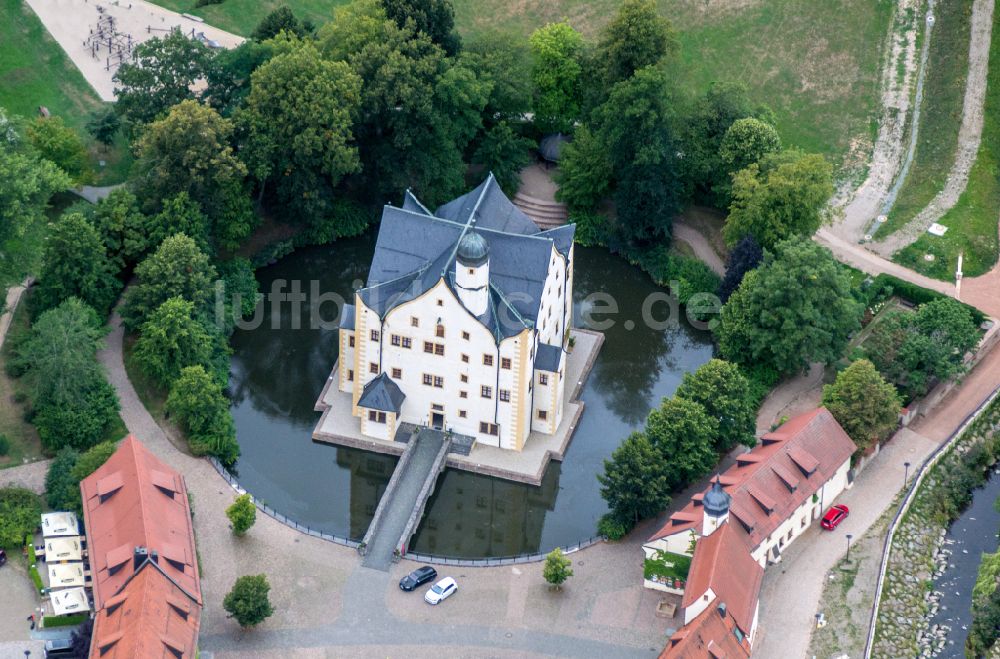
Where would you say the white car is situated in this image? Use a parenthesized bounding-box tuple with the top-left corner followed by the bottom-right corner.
(424, 577, 457, 605)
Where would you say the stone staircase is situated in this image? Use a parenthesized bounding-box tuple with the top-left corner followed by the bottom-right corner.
(512, 191, 569, 229)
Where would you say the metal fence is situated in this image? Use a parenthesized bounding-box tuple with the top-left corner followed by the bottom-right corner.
(207, 457, 361, 550)
(404, 534, 607, 567)
(863, 382, 1000, 658)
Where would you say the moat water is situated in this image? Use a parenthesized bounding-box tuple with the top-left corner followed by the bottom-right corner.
(228, 231, 714, 558)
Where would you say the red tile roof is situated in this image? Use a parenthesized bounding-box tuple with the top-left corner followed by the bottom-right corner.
(80, 436, 201, 610)
(90, 559, 199, 659)
(660, 604, 752, 659)
(648, 408, 856, 549)
(79, 436, 201, 659)
(680, 523, 762, 634)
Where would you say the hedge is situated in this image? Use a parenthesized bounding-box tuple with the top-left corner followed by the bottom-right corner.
(42, 613, 89, 628)
(870, 273, 986, 325)
(29, 565, 44, 594)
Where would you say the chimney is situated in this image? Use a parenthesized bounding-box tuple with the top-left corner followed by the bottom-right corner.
(133, 546, 149, 571)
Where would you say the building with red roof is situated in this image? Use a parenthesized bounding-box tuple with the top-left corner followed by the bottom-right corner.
(79, 436, 201, 658)
(644, 408, 856, 657)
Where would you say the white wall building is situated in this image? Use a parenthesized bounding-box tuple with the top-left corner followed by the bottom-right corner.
(337, 175, 576, 452)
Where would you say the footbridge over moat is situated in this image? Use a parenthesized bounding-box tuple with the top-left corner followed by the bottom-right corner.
(360, 426, 469, 571)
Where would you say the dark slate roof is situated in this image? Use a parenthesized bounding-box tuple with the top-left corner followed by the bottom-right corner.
(358, 174, 576, 342)
(457, 230, 489, 266)
(357, 373, 405, 413)
(340, 304, 355, 331)
(534, 343, 562, 372)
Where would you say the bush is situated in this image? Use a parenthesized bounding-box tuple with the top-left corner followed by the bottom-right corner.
(571, 212, 614, 248)
(0, 488, 41, 549)
(33, 378, 121, 452)
(295, 198, 374, 248)
(30, 565, 44, 594)
(597, 513, 629, 541)
(626, 245, 721, 306)
(872, 273, 985, 325)
(226, 494, 257, 536)
(0, 433, 9, 456)
(543, 548, 573, 588)
(224, 574, 274, 628)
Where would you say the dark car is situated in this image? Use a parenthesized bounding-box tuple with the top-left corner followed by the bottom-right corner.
(821, 504, 850, 531)
(44, 638, 75, 658)
(399, 565, 437, 591)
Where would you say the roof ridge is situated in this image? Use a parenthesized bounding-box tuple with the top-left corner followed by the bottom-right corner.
(404, 189, 435, 216)
(388, 202, 560, 244)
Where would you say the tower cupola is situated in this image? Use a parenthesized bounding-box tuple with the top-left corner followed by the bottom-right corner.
(455, 230, 490, 315)
(702, 477, 731, 535)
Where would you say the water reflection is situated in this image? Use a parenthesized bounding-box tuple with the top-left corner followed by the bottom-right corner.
(229, 234, 714, 556)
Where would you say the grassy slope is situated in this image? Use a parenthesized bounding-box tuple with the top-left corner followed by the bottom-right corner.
(150, 0, 893, 168)
(881, 0, 972, 237)
(895, 6, 1000, 280)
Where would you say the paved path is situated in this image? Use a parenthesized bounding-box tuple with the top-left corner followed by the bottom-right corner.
(755, 363, 825, 435)
(72, 184, 124, 204)
(0, 278, 31, 352)
(754, 340, 1000, 658)
(0, 460, 50, 495)
(362, 431, 445, 571)
(672, 222, 725, 276)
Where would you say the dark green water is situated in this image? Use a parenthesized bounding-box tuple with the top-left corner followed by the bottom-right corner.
(228, 232, 714, 557)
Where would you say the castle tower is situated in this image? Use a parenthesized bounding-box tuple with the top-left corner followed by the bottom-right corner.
(702, 477, 731, 536)
(455, 230, 490, 316)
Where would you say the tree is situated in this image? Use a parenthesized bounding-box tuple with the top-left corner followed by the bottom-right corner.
(33, 378, 120, 452)
(0, 488, 41, 549)
(717, 234, 763, 302)
(71, 441, 119, 482)
(865, 298, 980, 398)
(461, 34, 532, 124)
(597, 0, 678, 85)
(224, 574, 274, 628)
(90, 188, 148, 266)
(144, 193, 212, 256)
(822, 359, 900, 451)
(32, 212, 122, 317)
(204, 41, 277, 117)
(26, 117, 89, 184)
(121, 234, 218, 332)
(167, 365, 230, 436)
(723, 150, 834, 249)
(114, 30, 214, 125)
(251, 6, 311, 40)
(543, 548, 573, 589)
(554, 125, 612, 211)
(719, 118, 782, 176)
(133, 297, 221, 388)
(0, 145, 71, 245)
(529, 22, 584, 133)
(645, 397, 718, 489)
(226, 493, 257, 535)
(675, 359, 757, 451)
(132, 100, 253, 250)
(472, 123, 535, 195)
(716, 239, 863, 374)
(86, 107, 120, 147)
(382, 0, 461, 55)
(597, 432, 671, 526)
(45, 448, 81, 512)
(239, 41, 362, 227)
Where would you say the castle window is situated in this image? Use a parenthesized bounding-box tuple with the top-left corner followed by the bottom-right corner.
(479, 422, 499, 436)
(458, 410, 467, 418)
(483, 354, 494, 366)
(501, 358, 511, 370)
(433, 376, 444, 388)
(368, 411, 386, 423)
(481, 386, 492, 399)
(539, 373, 549, 386)
(461, 354, 469, 363)
(538, 410, 548, 420)
(437, 299, 443, 306)
(460, 374, 468, 383)
(468, 268, 475, 275)
(434, 343, 445, 356)
(462, 331, 470, 340)
(422, 374, 433, 386)
(347, 369, 354, 381)
(411, 317, 419, 327)
(459, 391, 468, 399)
(436, 325, 445, 338)
(391, 334, 401, 346)
(369, 362, 378, 374)
(499, 389, 510, 402)
(370, 330, 380, 342)
(391, 368, 402, 379)
(424, 341, 434, 354)
(401, 337, 412, 349)
(348, 335, 355, 348)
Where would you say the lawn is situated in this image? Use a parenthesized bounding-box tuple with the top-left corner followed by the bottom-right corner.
(0, 295, 44, 469)
(148, 0, 894, 169)
(1, 0, 132, 184)
(880, 0, 972, 237)
(895, 7, 1000, 280)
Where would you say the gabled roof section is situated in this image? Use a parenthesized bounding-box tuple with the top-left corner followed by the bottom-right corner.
(80, 436, 201, 611)
(661, 603, 752, 659)
(680, 522, 762, 634)
(434, 174, 539, 235)
(340, 304, 355, 331)
(537, 224, 575, 257)
(648, 408, 856, 548)
(357, 373, 406, 413)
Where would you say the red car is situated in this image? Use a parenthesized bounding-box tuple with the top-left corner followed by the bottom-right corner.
(821, 504, 850, 530)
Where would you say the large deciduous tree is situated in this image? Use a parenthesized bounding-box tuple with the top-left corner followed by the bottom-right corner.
(251, 6, 312, 41)
(32, 211, 122, 317)
(224, 575, 274, 628)
(461, 33, 532, 125)
(645, 396, 718, 489)
(822, 359, 900, 451)
(472, 123, 535, 195)
(529, 21, 584, 134)
(133, 100, 254, 251)
(133, 297, 221, 388)
(597, 432, 671, 526)
(0, 139, 71, 246)
(675, 359, 757, 451)
(723, 150, 834, 249)
(716, 238, 863, 374)
(239, 41, 362, 227)
(114, 30, 214, 126)
(26, 117, 90, 184)
(382, 0, 461, 55)
(554, 125, 612, 212)
(717, 234, 763, 302)
(90, 188, 148, 266)
(226, 493, 257, 536)
(597, 0, 678, 85)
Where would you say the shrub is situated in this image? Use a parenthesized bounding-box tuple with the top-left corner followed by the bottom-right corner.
(0, 487, 42, 549)
(224, 574, 274, 628)
(226, 494, 257, 536)
(0, 433, 9, 456)
(872, 273, 986, 324)
(597, 513, 629, 541)
(30, 565, 44, 594)
(42, 614, 90, 628)
(295, 198, 375, 247)
(571, 212, 614, 248)
(543, 548, 573, 589)
(45, 448, 81, 512)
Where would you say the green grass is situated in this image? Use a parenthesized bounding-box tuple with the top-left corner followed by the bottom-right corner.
(895, 7, 1000, 280)
(1, 0, 132, 184)
(148, 0, 894, 169)
(0, 295, 44, 469)
(881, 0, 973, 237)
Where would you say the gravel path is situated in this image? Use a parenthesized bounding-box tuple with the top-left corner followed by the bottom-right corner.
(873, 0, 997, 255)
(672, 222, 725, 276)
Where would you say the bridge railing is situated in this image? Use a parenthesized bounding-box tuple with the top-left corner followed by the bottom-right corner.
(404, 534, 607, 567)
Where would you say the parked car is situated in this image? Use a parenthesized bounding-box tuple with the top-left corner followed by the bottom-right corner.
(821, 504, 850, 530)
(424, 577, 457, 605)
(399, 565, 437, 592)
(43, 638, 75, 657)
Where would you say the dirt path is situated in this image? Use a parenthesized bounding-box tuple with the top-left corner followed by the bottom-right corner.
(872, 0, 997, 255)
(832, 0, 927, 243)
(672, 222, 725, 276)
